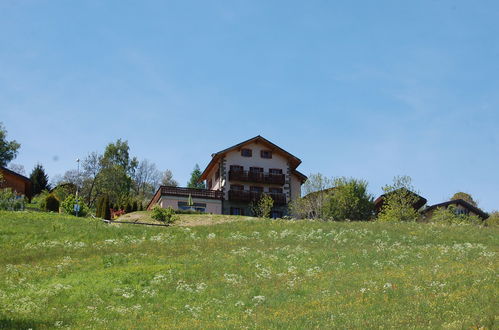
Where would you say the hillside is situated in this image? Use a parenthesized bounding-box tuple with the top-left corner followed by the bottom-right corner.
(0, 211, 497, 328)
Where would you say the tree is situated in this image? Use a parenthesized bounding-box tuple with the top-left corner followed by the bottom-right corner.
(187, 164, 206, 189)
(451, 192, 477, 207)
(324, 177, 374, 221)
(289, 173, 333, 219)
(102, 195, 111, 220)
(30, 164, 50, 195)
(161, 169, 178, 186)
(132, 159, 162, 198)
(96, 196, 104, 218)
(377, 176, 420, 222)
(251, 193, 274, 218)
(0, 122, 20, 167)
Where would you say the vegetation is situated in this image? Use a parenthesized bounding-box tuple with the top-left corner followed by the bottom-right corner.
(451, 192, 478, 206)
(187, 164, 206, 189)
(429, 206, 482, 225)
(0, 122, 20, 167)
(377, 176, 421, 222)
(0, 211, 497, 328)
(0, 188, 25, 211)
(161, 169, 178, 186)
(151, 205, 178, 223)
(30, 164, 51, 196)
(60, 194, 89, 217)
(44, 194, 60, 212)
(324, 177, 374, 221)
(290, 173, 334, 219)
(251, 193, 274, 218)
(484, 211, 499, 227)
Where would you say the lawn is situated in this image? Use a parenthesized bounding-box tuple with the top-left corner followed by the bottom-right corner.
(0, 211, 497, 329)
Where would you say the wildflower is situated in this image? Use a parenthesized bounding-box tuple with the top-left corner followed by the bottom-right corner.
(252, 295, 266, 306)
(207, 233, 216, 239)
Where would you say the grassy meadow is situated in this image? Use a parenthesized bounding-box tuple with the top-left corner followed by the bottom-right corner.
(0, 211, 498, 329)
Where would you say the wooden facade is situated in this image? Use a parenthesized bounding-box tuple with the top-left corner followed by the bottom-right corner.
(0, 166, 32, 199)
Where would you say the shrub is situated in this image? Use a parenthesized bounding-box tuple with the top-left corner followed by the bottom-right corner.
(484, 211, 499, 227)
(0, 188, 25, 211)
(324, 177, 374, 221)
(377, 176, 421, 222)
(429, 206, 481, 225)
(60, 194, 89, 217)
(125, 202, 132, 213)
(45, 194, 60, 212)
(251, 193, 274, 218)
(151, 206, 177, 223)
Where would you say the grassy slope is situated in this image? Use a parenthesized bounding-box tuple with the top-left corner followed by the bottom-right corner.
(0, 211, 497, 329)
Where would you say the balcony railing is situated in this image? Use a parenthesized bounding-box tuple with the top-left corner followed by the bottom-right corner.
(228, 190, 287, 205)
(229, 170, 285, 185)
(160, 186, 223, 200)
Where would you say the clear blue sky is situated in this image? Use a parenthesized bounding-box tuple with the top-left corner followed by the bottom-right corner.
(1, 1, 498, 211)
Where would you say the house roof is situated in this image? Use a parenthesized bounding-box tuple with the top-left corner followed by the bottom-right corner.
(0, 166, 30, 182)
(423, 199, 489, 220)
(374, 188, 427, 211)
(199, 135, 303, 181)
(292, 169, 308, 183)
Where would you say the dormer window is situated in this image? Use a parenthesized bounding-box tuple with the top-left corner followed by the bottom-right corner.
(260, 150, 272, 159)
(241, 148, 252, 157)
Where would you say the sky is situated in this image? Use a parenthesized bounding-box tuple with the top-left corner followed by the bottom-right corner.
(1, 0, 498, 211)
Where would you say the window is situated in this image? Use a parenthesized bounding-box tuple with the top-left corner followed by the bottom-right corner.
(269, 168, 283, 175)
(241, 149, 252, 157)
(230, 207, 244, 216)
(230, 184, 244, 191)
(250, 186, 263, 193)
(230, 165, 244, 172)
(178, 202, 206, 212)
(269, 187, 283, 194)
(260, 150, 272, 159)
(249, 167, 263, 173)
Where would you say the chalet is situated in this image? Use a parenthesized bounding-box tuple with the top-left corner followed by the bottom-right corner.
(0, 166, 32, 200)
(148, 136, 307, 218)
(422, 199, 489, 221)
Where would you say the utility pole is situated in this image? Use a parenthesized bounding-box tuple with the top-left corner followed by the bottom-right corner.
(75, 158, 80, 217)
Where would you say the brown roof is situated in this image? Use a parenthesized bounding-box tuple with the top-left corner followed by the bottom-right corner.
(199, 135, 303, 181)
(0, 166, 30, 182)
(423, 199, 489, 220)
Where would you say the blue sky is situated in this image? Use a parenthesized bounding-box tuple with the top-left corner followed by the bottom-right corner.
(1, 0, 498, 211)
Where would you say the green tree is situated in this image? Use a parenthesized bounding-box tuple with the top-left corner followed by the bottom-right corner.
(30, 164, 50, 195)
(429, 206, 481, 225)
(187, 164, 206, 189)
(132, 200, 138, 212)
(377, 176, 421, 222)
(0, 122, 21, 167)
(325, 177, 374, 221)
(251, 193, 274, 218)
(102, 195, 111, 220)
(289, 173, 333, 219)
(450, 192, 477, 207)
(95, 196, 104, 218)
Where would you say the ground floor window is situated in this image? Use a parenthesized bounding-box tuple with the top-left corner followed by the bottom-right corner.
(230, 207, 245, 216)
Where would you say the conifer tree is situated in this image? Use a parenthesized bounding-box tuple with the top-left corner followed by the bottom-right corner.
(30, 164, 50, 195)
(103, 195, 111, 220)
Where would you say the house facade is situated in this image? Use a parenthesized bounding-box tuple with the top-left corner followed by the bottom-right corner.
(422, 199, 489, 221)
(199, 135, 307, 217)
(0, 166, 32, 200)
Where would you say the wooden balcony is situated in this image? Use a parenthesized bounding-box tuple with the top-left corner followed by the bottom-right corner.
(228, 170, 285, 185)
(160, 186, 223, 200)
(228, 190, 287, 205)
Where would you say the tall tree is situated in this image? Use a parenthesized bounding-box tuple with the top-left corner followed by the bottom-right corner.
(0, 122, 21, 167)
(451, 192, 477, 206)
(133, 159, 162, 198)
(325, 177, 374, 221)
(30, 164, 50, 195)
(161, 169, 178, 187)
(187, 164, 205, 189)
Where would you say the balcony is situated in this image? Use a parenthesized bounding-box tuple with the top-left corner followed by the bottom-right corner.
(228, 170, 285, 185)
(228, 190, 287, 205)
(160, 186, 223, 200)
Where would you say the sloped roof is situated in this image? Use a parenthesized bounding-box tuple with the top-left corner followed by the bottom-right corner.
(423, 199, 489, 220)
(200, 135, 302, 181)
(0, 166, 30, 182)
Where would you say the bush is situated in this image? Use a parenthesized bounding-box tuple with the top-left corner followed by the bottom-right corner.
(324, 177, 374, 221)
(484, 211, 499, 227)
(377, 176, 421, 222)
(429, 206, 481, 225)
(45, 194, 60, 212)
(125, 202, 132, 213)
(151, 206, 177, 223)
(60, 194, 89, 217)
(251, 193, 274, 218)
(0, 188, 25, 211)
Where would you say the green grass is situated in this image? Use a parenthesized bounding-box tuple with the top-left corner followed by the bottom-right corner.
(0, 211, 497, 329)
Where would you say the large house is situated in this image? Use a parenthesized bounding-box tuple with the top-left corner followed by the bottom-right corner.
(147, 136, 307, 217)
(0, 166, 32, 200)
